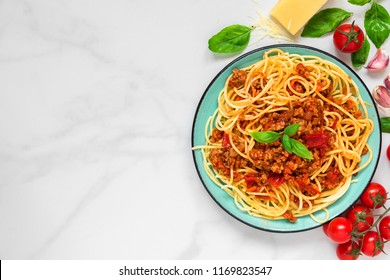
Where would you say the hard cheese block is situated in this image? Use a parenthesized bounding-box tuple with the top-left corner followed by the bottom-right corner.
(270, 0, 328, 35)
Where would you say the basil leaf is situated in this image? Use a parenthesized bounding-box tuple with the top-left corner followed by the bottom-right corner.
(380, 117, 390, 133)
(281, 134, 293, 153)
(249, 131, 280, 143)
(284, 123, 300, 137)
(208, 24, 252, 53)
(301, 8, 352, 38)
(364, 2, 390, 49)
(289, 138, 313, 160)
(348, 0, 371, 6)
(351, 36, 371, 68)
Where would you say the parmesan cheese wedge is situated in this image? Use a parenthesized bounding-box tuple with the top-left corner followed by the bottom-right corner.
(270, 0, 328, 35)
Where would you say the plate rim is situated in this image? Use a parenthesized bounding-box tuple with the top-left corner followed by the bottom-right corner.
(191, 43, 382, 233)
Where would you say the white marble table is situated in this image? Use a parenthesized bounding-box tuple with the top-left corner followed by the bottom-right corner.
(0, 0, 389, 260)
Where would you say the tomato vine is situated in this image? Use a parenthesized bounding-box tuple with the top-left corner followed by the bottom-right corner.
(323, 182, 390, 259)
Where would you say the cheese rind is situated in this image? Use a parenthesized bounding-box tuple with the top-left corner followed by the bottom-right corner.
(270, 0, 328, 35)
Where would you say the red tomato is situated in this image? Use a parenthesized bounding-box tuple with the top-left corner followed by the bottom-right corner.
(322, 223, 329, 237)
(336, 240, 360, 260)
(360, 182, 388, 209)
(268, 173, 286, 187)
(346, 204, 374, 232)
(361, 231, 384, 257)
(379, 216, 390, 241)
(333, 21, 364, 53)
(302, 132, 329, 148)
(244, 174, 258, 188)
(222, 133, 231, 148)
(387, 145, 390, 161)
(327, 217, 353, 244)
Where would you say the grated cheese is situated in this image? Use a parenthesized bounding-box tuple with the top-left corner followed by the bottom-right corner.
(250, 10, 296, 44)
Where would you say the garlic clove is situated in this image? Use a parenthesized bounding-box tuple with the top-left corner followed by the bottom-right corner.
(376, 100, 390, 118)
(375, 103, 390, 118)
(365, 49, 389, 72)
(373, 85, 390, 108)
(384, 73, 390, 90)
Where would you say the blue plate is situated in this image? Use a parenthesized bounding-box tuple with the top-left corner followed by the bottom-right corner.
(192, 44, 381, 232)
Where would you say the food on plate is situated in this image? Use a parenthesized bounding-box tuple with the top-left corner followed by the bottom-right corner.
(194, 48, 374, 222)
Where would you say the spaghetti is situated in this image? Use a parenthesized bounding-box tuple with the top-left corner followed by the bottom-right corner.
(194, 48, 374, 223)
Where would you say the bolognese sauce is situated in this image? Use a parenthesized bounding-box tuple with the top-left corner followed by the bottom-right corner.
(194, 48, 374, 223)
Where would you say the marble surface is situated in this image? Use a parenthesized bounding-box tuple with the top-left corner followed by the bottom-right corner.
(0, 0, 389, 260)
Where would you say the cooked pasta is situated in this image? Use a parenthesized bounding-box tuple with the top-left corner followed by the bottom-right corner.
(193, 48, 374, 222)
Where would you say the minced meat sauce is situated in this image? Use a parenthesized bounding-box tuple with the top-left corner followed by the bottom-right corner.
(208, 64, 364, 213)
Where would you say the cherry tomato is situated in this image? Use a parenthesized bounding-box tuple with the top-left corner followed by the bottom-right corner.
(379, 216, 390, 241)
(387, 145, 390, 161)
(327, 217, 353, 244)
(336, 240, 360, 260)
(360, 182, 387, 209)
(333, 21, 364, 53)
(322, 223, 329, 237)
(346, 204, 374, 232)
(361, 231, 384, 257)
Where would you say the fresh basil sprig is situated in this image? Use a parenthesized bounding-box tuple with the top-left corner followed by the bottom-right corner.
(283, 123, 300, 136)
(248, 131, 281, 143)
(301, 8, 352, 38)
(348, 0, 371, 6)
(351, 36, 371, 68)
(281, 134, 293, 153)
(249, 124, 313, 160)
(288, 138, 313, 160)
(364, 2, 390, 49)
(208, 24, 252, 54)
(380, 117, 390, 133)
